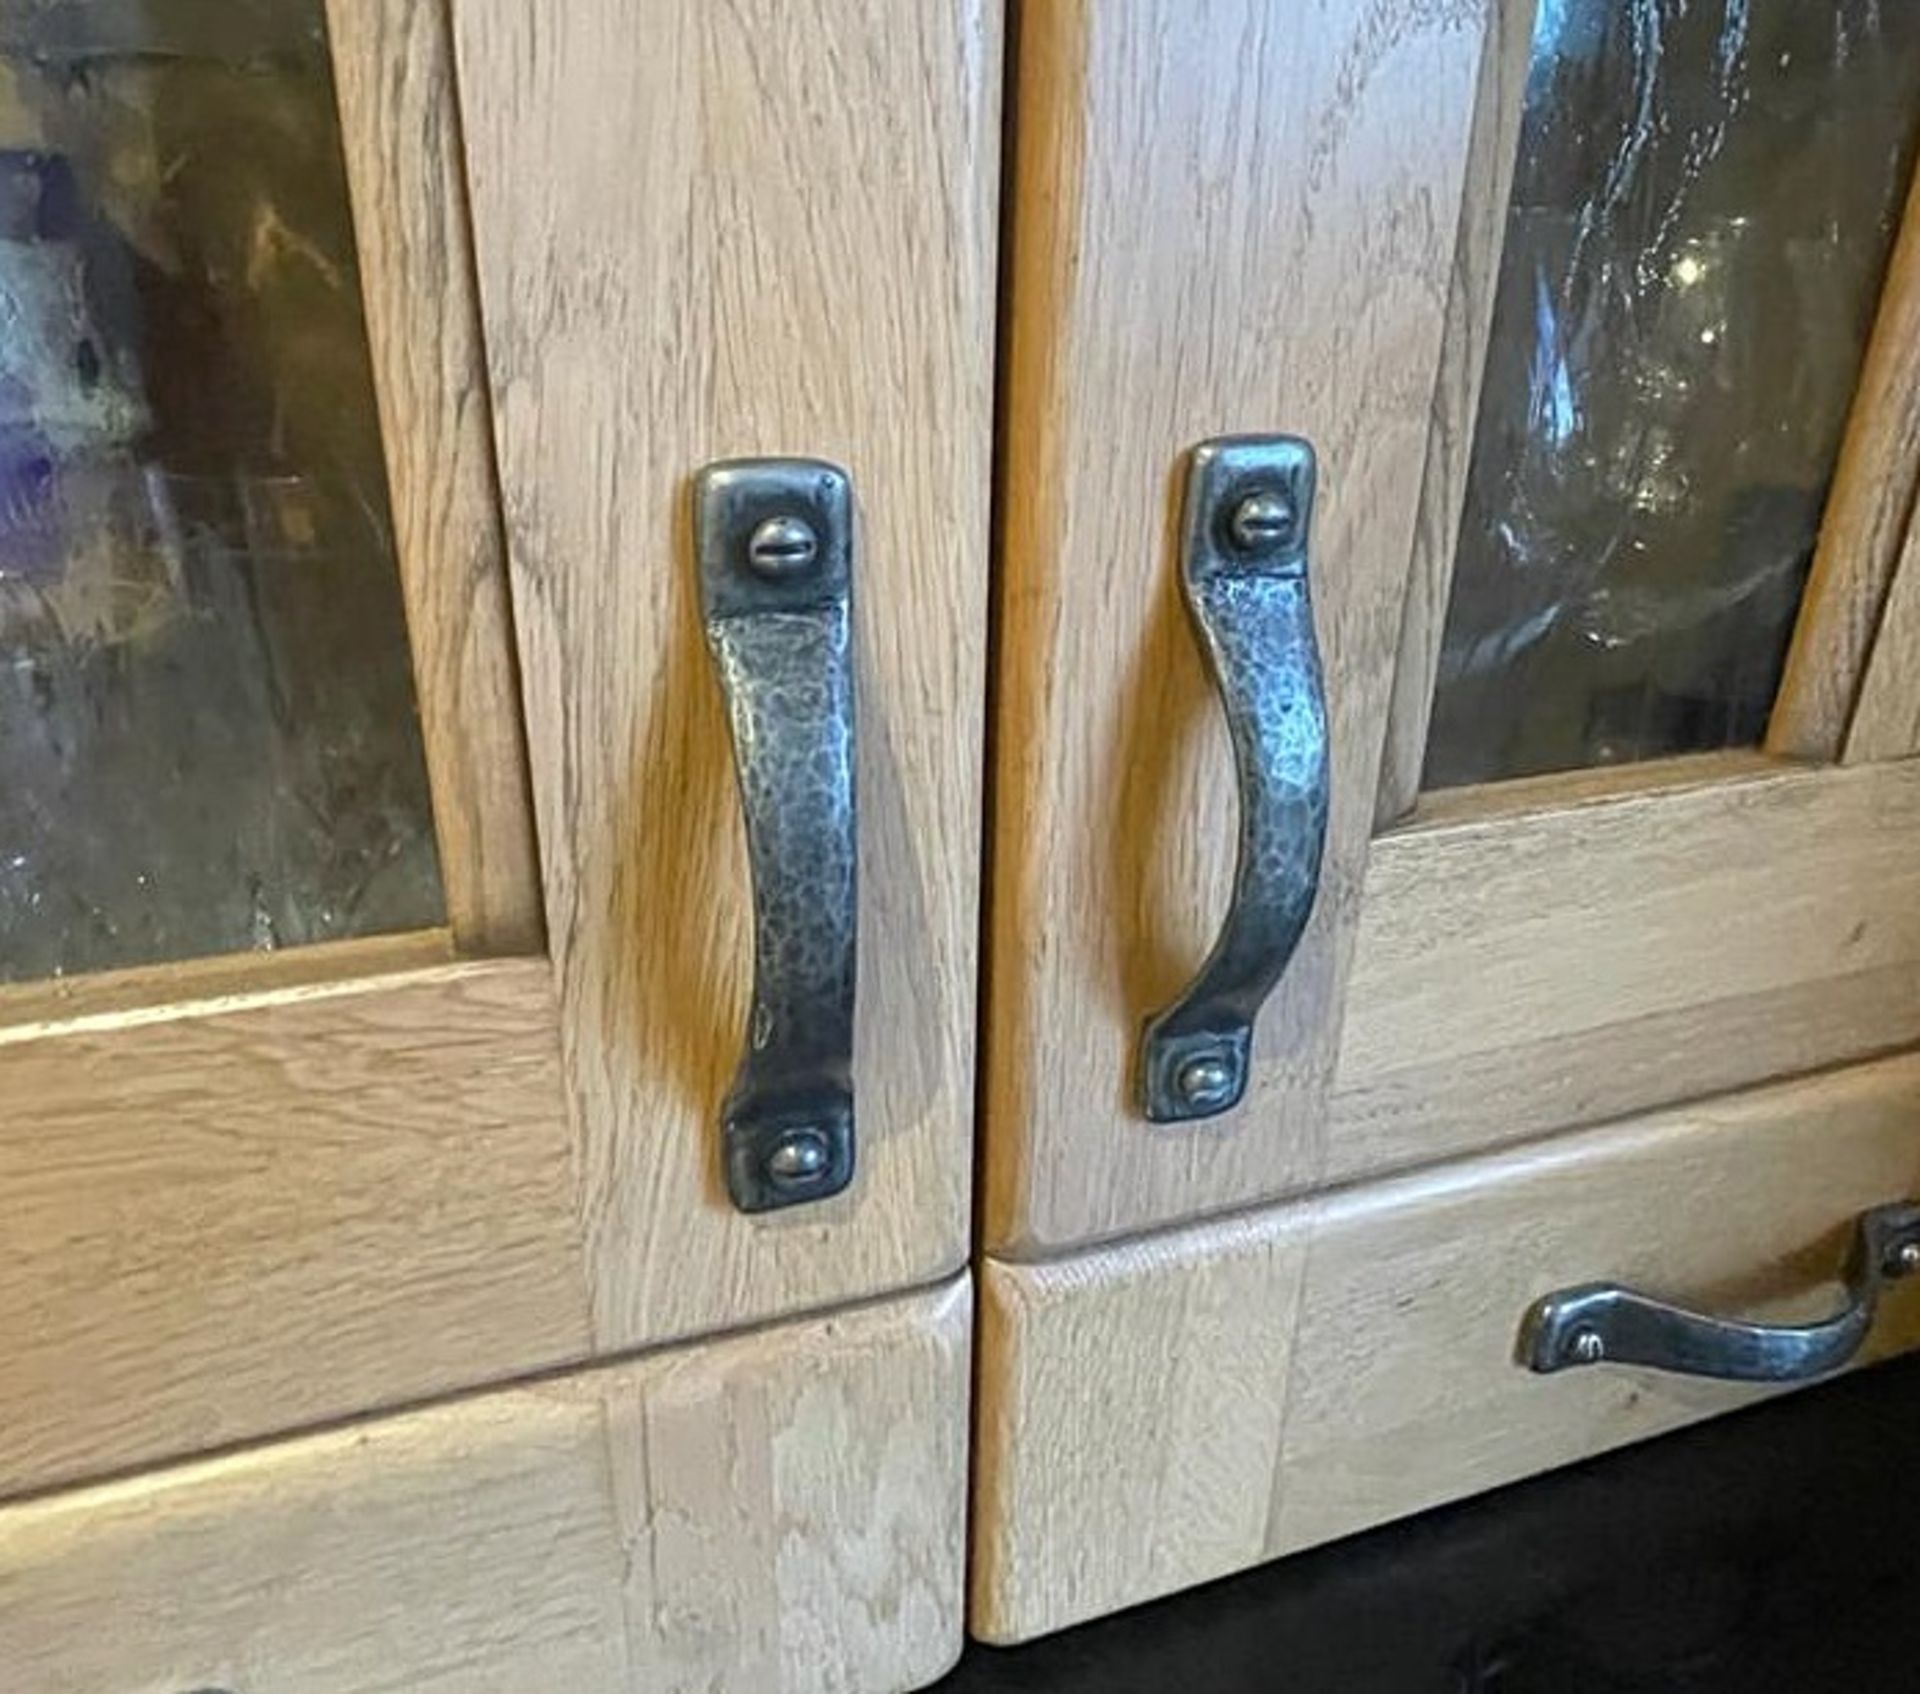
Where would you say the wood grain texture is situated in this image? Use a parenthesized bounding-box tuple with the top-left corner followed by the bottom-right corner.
(982, 0, 1490, 1256)
(1328, 755, 1920, 1184)
(1844, 510, 1920, 761)
(452, 0, 999, 1345)
(0, 927, 454, 1031)
(1375, 0, 1532, 825)
(1768, 157, 1920, 761)
(0, 1277, 971, 1694)
(325, 0, 545, 955)
(0, 955, 591, 1499)
(974, 1055, 1920, 1643)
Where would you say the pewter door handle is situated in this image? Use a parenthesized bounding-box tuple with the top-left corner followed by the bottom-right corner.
(1521, 1202, 1920, 1382)
(695, 458, 857, 1213)
(1138, 436, 1330, 1123)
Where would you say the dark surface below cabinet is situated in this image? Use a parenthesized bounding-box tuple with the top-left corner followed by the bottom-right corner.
(942, 1353, 1920, 1692)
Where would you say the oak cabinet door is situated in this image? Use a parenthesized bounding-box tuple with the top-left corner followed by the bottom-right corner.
(983, 0, 1920, 1252)
(976, 0, 1920, 1643)
(4, 5, 991, 1683)
(1, 0, 998, 1531)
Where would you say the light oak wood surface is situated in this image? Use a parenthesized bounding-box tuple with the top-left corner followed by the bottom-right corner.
(1375, 0, 1532, 826)
(0, 927, 455, 1031)
(453, 0, 1000, 1344)
(325, 0, 544, 954)
(982, 0, 1489, 1256)
(1845, 509, 1920, 762)
(0, 950, 590, 1499)
(1769, 156, 1920, 761)
(0, 1278, 970, 1694)
(974, 1053, 1920, 1644)
(1330, 754, 1920, 1183)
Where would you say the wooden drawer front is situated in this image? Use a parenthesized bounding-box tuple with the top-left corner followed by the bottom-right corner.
(0, 1279, 969, 1694)
(972, 1054, 1920, 1644)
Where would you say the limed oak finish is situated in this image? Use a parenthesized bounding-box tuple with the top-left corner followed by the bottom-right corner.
(453, 0, 1002, 1346)
(1331, 755, 1920, 1184)
(0, 942, 586, 1499)
(0, 1279, 971, 1694)
(983, 0, 1490, 1256)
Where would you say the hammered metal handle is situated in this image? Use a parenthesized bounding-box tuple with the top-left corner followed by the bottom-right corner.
(1521, 1202, 1920, 1382)
(695, 458, 857, 1213)
(1139, 436, 1330, 1123)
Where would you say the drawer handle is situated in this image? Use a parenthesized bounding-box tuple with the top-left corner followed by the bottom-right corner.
(1139, 436, 1330, 1123)
(696, 458, 857, 1213)
(1522, 1202, 1920, 1382)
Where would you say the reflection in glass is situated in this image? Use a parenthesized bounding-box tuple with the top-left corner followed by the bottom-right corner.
(1423, 0, 1920, 791)
(0, 2, 443, 982)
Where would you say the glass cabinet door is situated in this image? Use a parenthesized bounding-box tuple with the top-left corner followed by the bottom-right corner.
(0, 0, 443, 981)
(977, 0, 1920, 1253)
(1, 15, 997, 1662)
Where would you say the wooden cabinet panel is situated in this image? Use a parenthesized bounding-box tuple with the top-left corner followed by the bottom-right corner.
(981, 0, 1490, 1256)
(453, 0, 1001, 1345)
(974, 1053, 1920, 1643)
(1330, 756, 1920, 1185)
(0, 1277, 971, 1694)
(0, 0, 575, 1505)
(0, 943, 590, 1500)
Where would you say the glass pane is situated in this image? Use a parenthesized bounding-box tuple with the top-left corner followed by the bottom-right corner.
(1423, 0, 1920, 792)
(0, 1, 443, 983)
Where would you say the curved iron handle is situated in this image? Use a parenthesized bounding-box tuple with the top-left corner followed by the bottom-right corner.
(1522, 1202, 1920, 1382)
(1139, 436, 1330, 1123)
(695, 458, 857, 1213)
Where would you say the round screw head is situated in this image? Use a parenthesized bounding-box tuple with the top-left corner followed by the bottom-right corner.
(1226, 489, 1298, 556)
(765, 1128, 831, 1188)
(1175, 1053, 1237, 1111)
(1569, 1328, 1606, 1366)
(746, 514, 820, 578)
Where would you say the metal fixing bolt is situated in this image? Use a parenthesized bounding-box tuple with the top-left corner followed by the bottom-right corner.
(746, 514, 820, 578)
(765, 1128, 831, 1189)
(1174, 1053, 1237, 1112)
(1569, 1328, 1607, 1366)
(1226, 488, 1298, 556)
